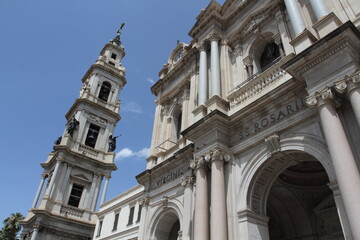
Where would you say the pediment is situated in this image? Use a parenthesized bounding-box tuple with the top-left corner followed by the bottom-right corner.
(227, 0, 281, 47)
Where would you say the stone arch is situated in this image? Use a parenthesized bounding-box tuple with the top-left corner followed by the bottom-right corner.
(237, 133, 336, 215)
(148, 201, 183, 240)
(244, 26, 280, 74)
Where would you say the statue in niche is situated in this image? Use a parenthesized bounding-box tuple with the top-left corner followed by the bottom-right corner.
(52, 136, 62, 152)
(67, 117, 79, 137)
(260, 42, 280, 70)
(108, 135, 120, 152)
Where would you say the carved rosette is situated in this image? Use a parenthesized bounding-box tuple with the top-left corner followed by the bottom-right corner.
(306, 87, 335, 108)
(139, 197, 150, 206)
(181, 175, 195, 188)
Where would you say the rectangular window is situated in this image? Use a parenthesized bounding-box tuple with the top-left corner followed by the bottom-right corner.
(67, 184, 83, 207)
(127, 206, 135, 225)
(96, 220, 103, 237)
(112, 212, 119, 231)
(136, 205, 142, 223)
(85, 124, 100, 148)
(111, 53, 117, 59)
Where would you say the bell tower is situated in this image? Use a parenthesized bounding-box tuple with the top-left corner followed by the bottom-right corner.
(21, 25, 126, 240)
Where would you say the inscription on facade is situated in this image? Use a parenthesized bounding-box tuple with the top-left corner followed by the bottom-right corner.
(156, 169, 183, 187)
(239, 97, 306, 140)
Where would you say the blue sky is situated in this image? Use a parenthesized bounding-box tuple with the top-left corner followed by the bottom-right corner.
(0, 0, 225, 222)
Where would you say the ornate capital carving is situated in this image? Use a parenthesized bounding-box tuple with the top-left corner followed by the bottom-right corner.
(198, 41, 209, 52)
(189, 66, 199, 77)
(306, 87, 335, 108)
(335, 70, 360, 94)
(265, 133, 281, 156)
(181, 175, 195, 188)
(243, 55, 254, 66)
(190, 155, 208, 170)
(105, 173, 111, 179)
(41, 173, 48, 179)
(209, 33, 221, 42)
(204, 147, 231, 163)
(139, 197, 150, 206)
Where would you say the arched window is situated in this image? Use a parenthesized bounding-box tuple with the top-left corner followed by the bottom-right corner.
(260, 42, 280, 70)
(98, 81, 112, 102)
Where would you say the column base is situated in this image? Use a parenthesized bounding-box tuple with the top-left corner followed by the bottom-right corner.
(290, 29, 317, 54)
(192, 105, 208, 122)
(205, 95, 229, 115)
(313, 12, 342, 39)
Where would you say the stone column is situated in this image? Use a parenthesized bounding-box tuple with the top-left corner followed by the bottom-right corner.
(306, 87, 360, 240)
(32, 174, 47, 208)
(181, 88, 190, 131)
(209, 148, 229, 240)
(85, 172, 99, 209)
(284, 0, 306, 35)
(181, 176, 195, 240)
(44, 159, 62, 196)
(100, 175, 111, 205)
(57, 163, 73, 202)
(191, 157, 209, 240)
(335, 70, 360, 127)
(309, 0, 329, 20)
(198, 43, 208, 105)
(243, 56, 254, 80)
(210, 36, 221, 97)
(91, 175, 103, 211)
(30, 225, 40, 240)
(276, 10, 294, 55)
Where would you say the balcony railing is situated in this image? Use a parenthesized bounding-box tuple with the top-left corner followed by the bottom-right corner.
(60, 205, 84, 218)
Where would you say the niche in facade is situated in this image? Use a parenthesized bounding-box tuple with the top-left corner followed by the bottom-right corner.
(260, 42, 280, 71)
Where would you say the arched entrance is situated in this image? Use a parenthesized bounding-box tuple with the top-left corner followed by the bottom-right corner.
(153, 211, 180, 240)
(246, 151, 345, 240)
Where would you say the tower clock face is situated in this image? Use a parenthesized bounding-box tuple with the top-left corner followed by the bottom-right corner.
(174, 50, 184, 63)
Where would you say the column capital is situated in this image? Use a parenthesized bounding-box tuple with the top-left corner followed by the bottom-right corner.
(209, 33, 221, 42)
(41, 173, 48, 179)
(190, 156, 208, 170)
(181, 175, 195, 188)
(198, 41, 209, 52)
(306, 87, 335, 108)
(243, 55, 254, 66)
(93, 171, 101, 177)
(189, 66, 199, 77)
(104, 174, 111, 179)
(209, 147, 231, 163)
(335, 70, 360, 95)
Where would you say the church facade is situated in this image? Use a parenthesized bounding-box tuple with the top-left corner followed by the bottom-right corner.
(94, 0, 360, 240)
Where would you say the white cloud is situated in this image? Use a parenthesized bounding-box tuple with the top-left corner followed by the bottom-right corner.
(122, 101, 142, 114)
(115, 147, 150, 161)
(146, 78, 155, 84)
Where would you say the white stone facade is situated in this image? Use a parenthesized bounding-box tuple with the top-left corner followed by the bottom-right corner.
(21, 30, 126, 240)
(99, 0, 360, 240)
